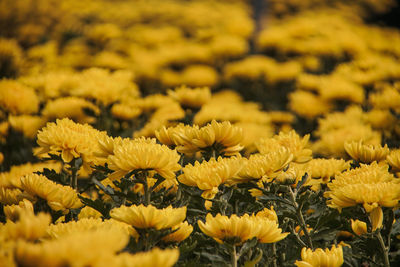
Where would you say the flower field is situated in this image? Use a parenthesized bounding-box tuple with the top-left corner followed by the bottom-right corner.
(1, 0, 400, 266)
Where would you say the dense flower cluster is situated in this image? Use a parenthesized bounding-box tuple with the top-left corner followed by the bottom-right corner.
(1, 0, 400, 266)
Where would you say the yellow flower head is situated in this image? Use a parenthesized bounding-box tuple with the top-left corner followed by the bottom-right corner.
(303, 158, 351, 183)
(107, 137, 181, 180)
(156, 124, 200, 152)
(110, 204, 187, 230)
(256, 130, 312, 163)
(20, 173, 82, 212)
(256, 206, 278, 222)
(35, 118, 106, 168)
(8, 115, 47, 139)
(116, 248, 179, 267)
(15, 227, 129, 267)
(0, 211, 51, 242)
(41, 96, 100, 124)
(178, 156, 243, 199)
(0, 188, 24, 205)
(162, 221, 193, 243)
(344, 140, 389, 163)
(0, 161, 61, 189)
(167, 85, 211, 108)
(0, 80, 39, 115)
(111, 103, 141, 120)
(3, 199, 34, 222)
(198, 213, 288, 245)
(387, 149, 400, 171)
(78, 206, 103, 220)
(295, 245, 344, 267)
(351, 219, 367, 236)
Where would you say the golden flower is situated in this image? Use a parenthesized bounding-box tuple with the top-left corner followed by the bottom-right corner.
(107, 137, 181, 180)
(256, 207, 278, 222)
(41, 96, 100, 124)
(303, 158, 351, 183)
(35, 118, 106, 168)
(0, 211, 51, 241)
(234, 149, 293, 183)
(3, 199, 34, 222)
(45, 218, 134, 239)
(344, 140, 389, 163)
(110, 204, 186, 230)
(8, 115, 47, 139)
(0, 161, 62, 189)
(15, 227, 129, 267)
(0, 152, 3, 165)
(325, 182, 400, 212)
(111, 103, 141, 120)
(116, 248, 179, 267)
(256, 130, 312, 163)
(295, 245, 344, 267)
(198, 213, 288, 245)
(387, 149, 400, 171)
(167, 85, 211, 108)
(178, 156, 243, 199)
(162, 221, 193, 243)
(78, 206, 103, 220)
(20, 173, 82, 212)
(351, 219, 367, 236)
(235, 122, 274, 153)
(0, 80, 39, 115)
(189, 120, 244, 156)
(274, 163, 308, 186)
(289, 90, 333, 119)
(0, 188, 24, 205)
(155, 123, 199, 150)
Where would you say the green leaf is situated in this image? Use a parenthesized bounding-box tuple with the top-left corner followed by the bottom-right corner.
(238, 237, 258, 258)
(244, 248, 263, 267)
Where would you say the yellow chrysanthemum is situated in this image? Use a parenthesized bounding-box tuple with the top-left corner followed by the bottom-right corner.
(162, 221, 193, 243)
(3, 199, 34, 222)
(351, 219, 367, 236)
(234, 148, 293, 183)
(8, 115, 47, 139)
(344, 140, 389, 163)
(326, 182, 400, 212)
(255, 206, 278, 222)
(0, 161, 61, 189)
(295, 245, 344, 267)
(110, 204, 186, 230)
(111, 103, 141, 120)
(198, 213, 288, 245)
(107, 137, 181, 180)
(167, 85, 211, 108)
(303, 158, 351, 183)
(20, 173, 82, 212)
(41, 96, 100, 124)
(15, 227, 129, 267)
(387, 149, 400, 171)
(0, 80, 39, 115)
(35, 118, 106, 169)
(0, 211, 51, 242)
(116, 248, 179, 267)
(256, 130, 312, 163)
(0, 188, 25, 205)
(78, 206, 103, 220)
(178, 156, 243, 199)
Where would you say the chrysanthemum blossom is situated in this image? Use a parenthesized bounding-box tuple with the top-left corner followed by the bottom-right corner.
(35, 118, 106, 170)
(387, 149, 400, 171)
(110, 204, 186, 230)
(198, 213, 288, 245)
(167, 85, 211, 108)
(162, 221, 193, 243)
(344, 140, 389, 163)
(295, 245, 344, 267)
(20, 173, 82, 212)
(351, 219, 367, 236)
(116, 248, 179, 267)
(107, 137, 181, 180)
(178, 156, 243, 199)
(256, 130, 312, 163)
(303, 158, 351, 183)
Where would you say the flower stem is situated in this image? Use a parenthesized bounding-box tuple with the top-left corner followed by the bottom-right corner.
(376, 230, 390, 267)
(231, 244, 237, 267)
(288, 186, 313, 249)
(143, 175, 150, 206)
(272, 243, 278, 267)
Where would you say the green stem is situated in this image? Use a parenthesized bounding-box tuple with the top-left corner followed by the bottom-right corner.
(288, 186, 313, 249)
(143, 175, 150, 206)
(272, 243, 278, 267)
(376, 230, 390, 267)
(231, 244, 237, 267)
